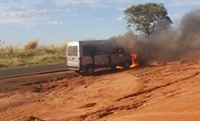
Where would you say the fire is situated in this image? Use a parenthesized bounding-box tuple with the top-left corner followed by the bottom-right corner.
(116, 53, 138, 69)
(116, 66, 123, 69)
(130, 53, 138, 68)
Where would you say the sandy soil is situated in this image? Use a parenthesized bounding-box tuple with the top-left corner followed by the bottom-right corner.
(0, 50, 200, 121)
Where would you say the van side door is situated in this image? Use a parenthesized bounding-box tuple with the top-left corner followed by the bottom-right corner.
(93, 46, 110, 68)
(110, 47, 128, 66)
(81, 44, 94, 70)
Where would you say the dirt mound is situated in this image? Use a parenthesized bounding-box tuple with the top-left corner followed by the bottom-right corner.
(0, 49, 199, 121)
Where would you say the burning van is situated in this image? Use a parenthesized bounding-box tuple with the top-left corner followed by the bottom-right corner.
(66, 40, 134, 75)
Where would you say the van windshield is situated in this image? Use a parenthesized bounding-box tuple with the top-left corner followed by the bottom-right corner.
(68, 46, 78, 56)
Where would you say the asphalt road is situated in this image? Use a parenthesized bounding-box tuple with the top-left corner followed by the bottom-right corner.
(0, 64, 68, 79)
(1, 47, 199, 79)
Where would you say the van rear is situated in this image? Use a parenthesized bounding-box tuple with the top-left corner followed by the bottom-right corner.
(66, 41, 80, 70)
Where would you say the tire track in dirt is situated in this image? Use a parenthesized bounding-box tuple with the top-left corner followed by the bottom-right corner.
(117, 72, 199, 101)
(69, 61, 200, 121)
(74, 73, 200, 120)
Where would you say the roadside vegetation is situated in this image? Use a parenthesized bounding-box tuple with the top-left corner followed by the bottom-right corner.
(0, 39, 67, 70)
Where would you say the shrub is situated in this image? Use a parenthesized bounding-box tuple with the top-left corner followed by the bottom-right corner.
(24, 39, 39, 51)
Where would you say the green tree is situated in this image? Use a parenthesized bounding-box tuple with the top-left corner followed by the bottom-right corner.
(124, 3, 172, 37)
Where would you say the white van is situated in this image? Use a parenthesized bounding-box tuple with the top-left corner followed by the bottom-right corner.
(66, 40, 132, 75)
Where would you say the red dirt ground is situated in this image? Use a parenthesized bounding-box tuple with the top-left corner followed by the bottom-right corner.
(0, 50, 200, 121)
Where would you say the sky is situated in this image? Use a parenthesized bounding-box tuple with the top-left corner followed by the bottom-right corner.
(0, 0, 200, 47)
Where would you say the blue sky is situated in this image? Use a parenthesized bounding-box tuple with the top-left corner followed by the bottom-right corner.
(0, 0, 200, 47)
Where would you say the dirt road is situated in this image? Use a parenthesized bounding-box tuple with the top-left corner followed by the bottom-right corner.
(0, 50, 199, 121)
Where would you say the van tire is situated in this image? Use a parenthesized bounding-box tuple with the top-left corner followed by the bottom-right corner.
(86, 66, 94, 75)
(123, 61, 131, 69)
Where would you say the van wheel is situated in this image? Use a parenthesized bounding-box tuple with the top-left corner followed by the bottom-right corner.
(86, 66, 94, 75)
(123, 61, 131, 69)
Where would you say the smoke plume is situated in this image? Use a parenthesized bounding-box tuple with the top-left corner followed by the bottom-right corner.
(179, 8, 200, 46)
(108, 8, 200, 65)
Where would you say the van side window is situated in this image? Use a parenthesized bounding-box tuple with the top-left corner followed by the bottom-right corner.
(96, 47, 106, 55)
(68, 46, 78, 56)
(112, 47, 124, 54)
(83, 45, 95, 56)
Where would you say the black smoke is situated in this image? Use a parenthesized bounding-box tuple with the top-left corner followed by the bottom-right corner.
(107, 8, 200, 65)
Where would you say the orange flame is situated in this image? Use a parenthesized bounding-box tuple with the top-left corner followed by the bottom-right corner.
(130, 53, 138, 68)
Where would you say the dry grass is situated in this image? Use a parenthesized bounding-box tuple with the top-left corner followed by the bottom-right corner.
(0, 40, 67, 69)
